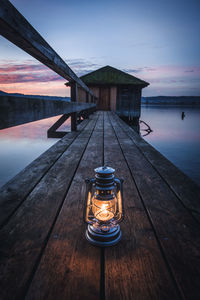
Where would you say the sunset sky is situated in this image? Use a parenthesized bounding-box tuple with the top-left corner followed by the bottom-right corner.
(0, 0, 200, 97)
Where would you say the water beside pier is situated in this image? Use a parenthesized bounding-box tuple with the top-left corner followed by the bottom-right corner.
(141, 105, 200, 186)
(0, 105, 199, 188)
(0, 115, 70, 188)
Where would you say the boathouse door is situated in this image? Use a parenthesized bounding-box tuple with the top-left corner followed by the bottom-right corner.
(98, 87, 110, 110)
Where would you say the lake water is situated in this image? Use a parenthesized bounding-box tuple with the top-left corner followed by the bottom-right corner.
(0, 106, 199, 188)
(140, 105, 200, 186)
(0, 116, 70, 188)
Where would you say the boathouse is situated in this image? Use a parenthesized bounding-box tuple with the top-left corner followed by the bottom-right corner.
(66, 65, 149, 121)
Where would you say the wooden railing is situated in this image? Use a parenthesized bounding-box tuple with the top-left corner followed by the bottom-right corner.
(0, 0, 97, 131)
(0, 95, 96, 136)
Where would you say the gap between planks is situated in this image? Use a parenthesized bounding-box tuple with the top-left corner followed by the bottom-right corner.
(107, 111, 200, 300)
(0, 112, 100, 300)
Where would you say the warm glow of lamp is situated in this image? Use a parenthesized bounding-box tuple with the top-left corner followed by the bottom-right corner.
(84, 166, 124, 247)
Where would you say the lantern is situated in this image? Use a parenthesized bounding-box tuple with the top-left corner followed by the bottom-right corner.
(84, 166, 124, 247)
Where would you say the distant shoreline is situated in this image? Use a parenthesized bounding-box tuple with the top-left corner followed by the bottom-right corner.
(141, 103, 200, 106)
(142, 96, 200, 105)
(1, 90, 200, 105)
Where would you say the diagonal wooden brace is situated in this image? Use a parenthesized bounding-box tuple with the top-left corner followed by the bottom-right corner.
(47, 113, 70, 138)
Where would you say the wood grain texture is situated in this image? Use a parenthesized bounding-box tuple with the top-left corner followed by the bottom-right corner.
(0, 95, 95, 129)
(0, 118, 91, 228)
(114, 113, 200, 222)
(109, 112, 200, 300)
(0, 115, 98, 300)
(25, 112, 103, 300)
(0, 0, 93, 94)
(104, 112, 179, 300)
(1, 111, 200, 300)
(71, 83, 78, 131)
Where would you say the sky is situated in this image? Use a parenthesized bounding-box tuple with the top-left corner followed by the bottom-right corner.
(0, 0, 200, 97)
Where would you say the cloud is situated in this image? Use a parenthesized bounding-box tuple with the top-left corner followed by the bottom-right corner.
(1, 59, 200, 97)
(123, 68, 142, 73)
(123, 67, 158, 74)
(0, 58, 102, 85)
(0, 63, 45, 73)
(66, 58, 101, 76)
(185, 70, 194, 73)
(0, 61, 65, 84)
(0, 73, 63, 84)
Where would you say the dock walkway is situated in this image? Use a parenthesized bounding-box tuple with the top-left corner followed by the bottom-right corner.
(0, 111, 200, 300)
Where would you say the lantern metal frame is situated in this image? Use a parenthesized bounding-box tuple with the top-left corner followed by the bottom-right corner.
(84, 166, 124, 247)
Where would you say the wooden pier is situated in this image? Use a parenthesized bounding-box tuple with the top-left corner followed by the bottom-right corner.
(1, 2, 200, 298)
(0, 111, 200, 300)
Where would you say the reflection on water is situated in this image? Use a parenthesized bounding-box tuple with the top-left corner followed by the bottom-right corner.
(141, 105, 200, 186)
(0, 106, 199, 189)
(0, 116, 70, 188)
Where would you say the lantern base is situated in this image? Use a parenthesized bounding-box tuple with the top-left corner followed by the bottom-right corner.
(86, 224, 122, 247)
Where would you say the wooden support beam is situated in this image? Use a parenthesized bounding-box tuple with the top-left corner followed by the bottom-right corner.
(0, 0, 94, 95)
(86, 92, 89, 103)
(71, 83, 78, 131)
(71, 83, 78, 102)
(71, 112, 77, 131)
(47, 114, 70, 138)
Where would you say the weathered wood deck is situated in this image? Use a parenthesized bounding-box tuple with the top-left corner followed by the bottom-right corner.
(0, 111, 200, 300)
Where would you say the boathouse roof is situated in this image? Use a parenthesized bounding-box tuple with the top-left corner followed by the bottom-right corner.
(79, 65, 149, 87)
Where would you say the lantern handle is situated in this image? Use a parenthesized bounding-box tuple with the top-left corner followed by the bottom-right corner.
(114, 178, 124, 222)
(83, 178, 95, 224)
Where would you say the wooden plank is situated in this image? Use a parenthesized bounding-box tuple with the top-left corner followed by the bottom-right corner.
(0, 113, 99, 300)
(109, 112, 200, 299)
(0, 0, 93, 94)
(0, 118, 92, 229)
(103, 112, 179, 300)
(0, 95, 95, 129)
(25, 113, 104, 300)
(114, 114, 200, 222)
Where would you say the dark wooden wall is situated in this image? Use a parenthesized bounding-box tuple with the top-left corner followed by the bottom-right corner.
(77, 84, 142, 116)
(116, 85, 141, 119)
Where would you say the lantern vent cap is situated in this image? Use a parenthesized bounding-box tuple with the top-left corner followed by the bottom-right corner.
(94, 166, 115, 175)
(94, 166, 115, 190)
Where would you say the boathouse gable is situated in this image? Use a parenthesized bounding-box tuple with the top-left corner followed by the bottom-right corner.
(67, 65, 149, 120)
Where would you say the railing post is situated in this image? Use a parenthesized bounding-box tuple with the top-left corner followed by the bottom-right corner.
(71, 82, 78, 131)
(86, 92, 89, 103)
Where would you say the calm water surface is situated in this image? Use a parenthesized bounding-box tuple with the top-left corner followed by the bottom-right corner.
(0, 106, 199, 188)
(141, 105, 200, 186)
(0, 116, 70, 188)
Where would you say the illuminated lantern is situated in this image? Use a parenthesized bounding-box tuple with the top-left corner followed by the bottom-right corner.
(84, 166, 124, 247)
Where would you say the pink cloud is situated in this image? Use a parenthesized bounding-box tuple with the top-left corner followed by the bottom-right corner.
(0, 61, 65, 84)
(0, 73, 64, 84)
(0, 63, 45, 73)
(1, 60, 200, 96)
